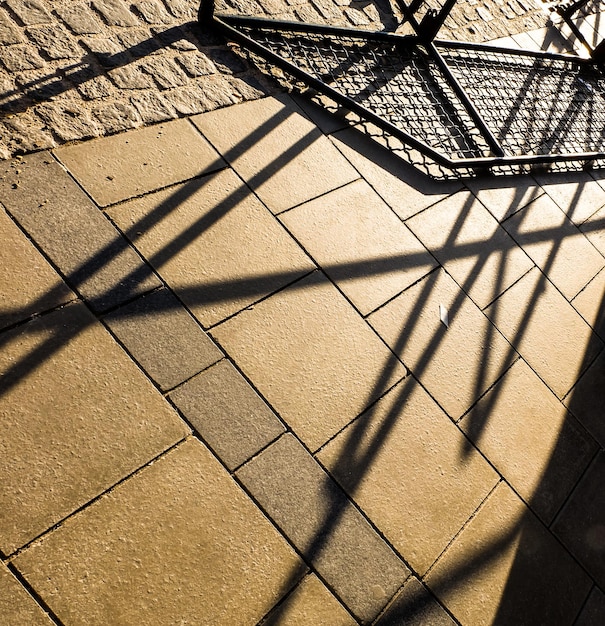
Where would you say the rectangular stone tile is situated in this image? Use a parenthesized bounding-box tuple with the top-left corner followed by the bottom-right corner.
(237, 434, 409, 623)
(572, 267, 605, 339)
(0, 204, 74, 330)
(502, 193, 604, 301)
(169, 359, 285, 470)
(13, 438, 305, 626)
(460, 358, 597, 524)
(0, 563, 53, 625)
(55, 119, 224, 206)
(191, 95, 359, 214)
(426, 482, 592, 626)
(262, 573, 356, 626)
(553, 452, 605, 590)
(485, 268, 603, 399)
(104, 288, 222, 391)
(575, 587, 605, 626)
(406, 191, 533, 309)
(0, 152, 160, 312)
(580, 203, 605, 258)
(107, 169, 315, 327)
(464, 175, 543, 223)
(317, 377, 498, 574)
(0, 302, 189, 554)
(211, 272, 407, 451)
(281, 180, 436, 316)
(369, 269, 515, 420)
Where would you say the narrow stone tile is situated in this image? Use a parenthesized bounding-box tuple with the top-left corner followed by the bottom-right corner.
(572, 268, 605, 339)
(565, 349, 605, 448)
(262, 573, 356, 626)
(0, 205, 74, 330)
(574, 586, 605, 626)
(191, 95, 359, 214)
(502, 193, 604, 301)
(317, 377, 498, 574)
(0, 563, 53, 625)
(13, 438, 305, 626)
(406, 191, 533, 310)
(281, 180, 436, 316)
(375, 577, 456, 626)
(169, 359, 285, 470)
(211, 272, 407, 451)
(460, 359, 597, 524)
(0, 302, 189, 554)
(107, 169, 315, 327)
(0, 152, 160, 312)
(553, 452, 605, 590)
(369, 269, 515, 420)
(54, 119, 224, 206)
(426, 483, 592, 626)
(104, 288, 222, 391)
(485, 268, 603, 399)
(237, 434, 409, 623)
(330, 128, 462, 221)
(534, 171, 605, 225)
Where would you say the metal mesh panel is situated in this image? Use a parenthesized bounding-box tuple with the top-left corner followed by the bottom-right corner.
(440, 46, 605, 157)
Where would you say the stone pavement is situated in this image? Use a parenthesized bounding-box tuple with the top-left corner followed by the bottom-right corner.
(3, 3, 605, 626)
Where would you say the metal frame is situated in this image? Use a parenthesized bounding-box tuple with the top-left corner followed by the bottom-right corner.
(200, 0, 605, 174)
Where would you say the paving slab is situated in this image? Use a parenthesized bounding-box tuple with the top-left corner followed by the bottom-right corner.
(460, 358, 597, 524)
(317, 376, 498, 574)
(502, 193, 604, 301)
(485, 267, 603, 399)
(0, 203, 74, 330)
(13, 438, 305, 626)
(369, 268, 515, 420)
(55, 119, 225, 206)
(0, 152, 160, 311)
(0, 302, 189, 554)
(426, 482, 592, 626)
(580, 202, 605, 258)
(237, 434, 409, 623)
(169, 358, 285, 470)
(103, 287, 223, 391)
(211, 271, 407, 451)
(572, 267, 605, 338)
(107, 168, 315, 327)
(406, 190, 533, 309)
(191, 95, 359, 213)
(0, 563, 53, 625)
(281, 179, 436, 316)
(574, 586, 605, 626)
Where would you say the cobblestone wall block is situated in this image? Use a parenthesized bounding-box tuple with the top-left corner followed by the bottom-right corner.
(91, 0, 139, 27)
(175, 51, 217, 77)
(81, 36, 129, 67)
(54, 4, 104, 35)
(1, 112, 56, 152)
(132, 0, 174, 24)
(27, 24, 82, 59)
(0, 44, 45, 71)
(5, 0, 51, 26)
(36, 102, 101, 141)
(140, 56, 189, 88)
(92, 101, 141, 133)
(0, 9, 23, 44)
(130, 91, 177, 122)
(109, 64, 156, 89)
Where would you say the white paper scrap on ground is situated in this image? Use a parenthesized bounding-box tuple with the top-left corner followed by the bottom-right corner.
(440, 304, 449, 328)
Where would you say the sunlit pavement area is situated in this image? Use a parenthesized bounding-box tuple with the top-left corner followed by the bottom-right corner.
(3, 2, 605, 626)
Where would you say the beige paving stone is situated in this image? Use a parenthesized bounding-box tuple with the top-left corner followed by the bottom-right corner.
(572, 267, 605, 338)
(237, 434, 409, 623)
(191, 95, 359, 213)
(262, 573, 356, 626)
(464, 174, 543, 222)
(553, 452, 605, 590)
(485, 268, 603, 399)
(426, 482, 592, 626)
(0, 302, 189, 554)
(565, 348, 605, 448)
(281, 179, 436, 315)
(0, 205, 74, 330)
(0, 563, 53, 625)
(574, 586, 605, 626)
(580, 203, 605, 258)
(525, 25, 577, 54)
(104, 288, 222, 391)
(55, 119, 224, 206)
(534, 170, 605, 225)
(317, 377, 498, 574)
(169, 358, 285, 470)
(502, 193, 604, 301)
(0, 152, 160, 312)
(375, 577, 456, 626)
(107, 169, 315, 327)
(331, 127, 462, 221)
(369, 269, 515, 420)
(460, 359, 597, 524)
(211, 272, 407, 451)
(13, 438, 305, 626)
(406, 191, 533, 309)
